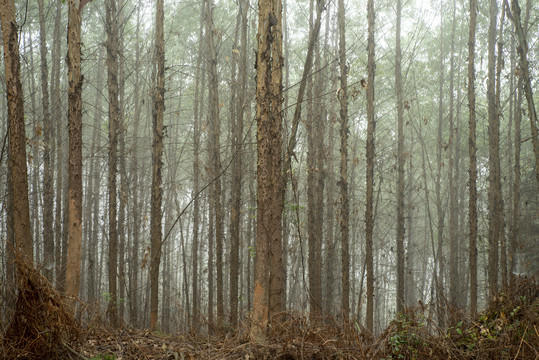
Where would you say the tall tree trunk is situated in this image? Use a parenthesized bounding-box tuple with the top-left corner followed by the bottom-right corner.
(307, 0, 324, 317)
(448, 0, 458, 313)
(487, 0, 501, 303)
(267, 0, 284, 319)
(86, 47, 105, 304)
(128, 2, 143, 327)
(435, 0, 446, 327)
(65, 0, 85, 310)
(191, 0, 206, 333)
(1, 0, 33, 264)
(365, 0, 375, 334)
(150, 0, 165, 331)
(205, 0, 224, 328)
(395, 0, 405, 314)
(250, 0, 283, 343)
(229, 0, 248, 328)
(51, 0, 64, 291)
(38, 0, 54, 282)
(117, 0, 127, 323)
(496, 5, 507, 289)
(467, 0, 478, 319)
(106, 0, 120, 327)
(337, 0, 349, 322)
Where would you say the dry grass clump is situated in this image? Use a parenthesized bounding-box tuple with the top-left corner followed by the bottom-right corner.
(1, 260, 80, 359)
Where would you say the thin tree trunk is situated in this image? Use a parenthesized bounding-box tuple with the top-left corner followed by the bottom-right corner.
(229, 0, 248, 328)
(106, 0, 120, 327)
(150, 0, 165, 331)
(365, 0, 375, 334)
(191, 0, 206, 333)
(337, 0, 349, 322)
(205, 0, 224, 328)
(395, 0, 405, 314)
(38, 0, 54, 282)
(487, 0, 501, 303)
(467, 0, 478, 319)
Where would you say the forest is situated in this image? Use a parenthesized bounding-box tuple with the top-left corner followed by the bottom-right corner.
(0, 0, 538, 358)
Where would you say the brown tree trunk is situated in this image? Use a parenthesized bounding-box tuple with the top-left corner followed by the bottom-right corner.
(395, 0, 405, 314)
(229, 0, 248, 328)
(106, 0, 120, 327)
(448, 0, 458, 313)
(496, 6, 507, 289)
(51, 0, 64, 291)
(150, 0, 165, 332)
(487, 0, 501, 303)
(307, 0, 324, 317)
(365, 0, 375, 334)
(191, 0, 206, 332)
(205, 0, 224, 328)
(38, 0, 54, 282)
(467, 0, 478, 319)
(337, 0, 349, 322)
(65, 0, 84, 310)
(86, 47, 105, 304)
(1, 0, 33, 264)
(250, 0, 283, 343)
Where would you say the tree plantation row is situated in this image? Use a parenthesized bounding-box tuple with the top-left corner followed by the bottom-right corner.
(1, 0, 538, 343)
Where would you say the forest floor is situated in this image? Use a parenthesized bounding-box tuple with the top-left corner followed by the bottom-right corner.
(1, 263, 538, 359)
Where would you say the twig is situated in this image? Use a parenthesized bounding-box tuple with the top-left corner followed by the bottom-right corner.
(63, 340, 88, 360)
(513, 326, 527, 360)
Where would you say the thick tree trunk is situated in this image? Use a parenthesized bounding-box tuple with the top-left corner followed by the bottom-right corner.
(65, 0, 84, 310)
(251, 0, 283, 343)
(1, 0, 34, 264)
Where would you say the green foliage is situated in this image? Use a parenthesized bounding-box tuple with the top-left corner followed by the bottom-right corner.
(383, 312, 427, 360)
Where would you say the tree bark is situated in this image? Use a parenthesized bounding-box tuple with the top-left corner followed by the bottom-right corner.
(250, 0, 283, 343)
(204, 0, 224, 328)
(365, 0, 375, 334)
(1, 0, 34, 264)
(65, 0, 84, 310)
(395, 0, 405, 314)
(106, 0, 120, 327)
(487, 0, 501, 303)
(38, 0, 54, 282)
(229, 0, 248, 328)
(467, 0, 478, 319)
(191, 0, 206, 332)
(150, 0, 165, 331)
(337, 0, 350, 322)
